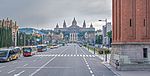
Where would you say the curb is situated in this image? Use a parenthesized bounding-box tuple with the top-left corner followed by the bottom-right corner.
(83, 47, 121, 76)
(102, 62, 121, 76)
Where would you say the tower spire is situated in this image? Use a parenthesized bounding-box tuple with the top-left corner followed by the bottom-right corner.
(90, 23, 93, 28)
(72, 17, 77, 26)
(83, 20, 86, 28)
(56, 23, 59, 28)
(63, 20, 67, 28)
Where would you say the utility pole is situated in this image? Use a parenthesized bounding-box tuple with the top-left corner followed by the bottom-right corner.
(98, 19, 108, 62)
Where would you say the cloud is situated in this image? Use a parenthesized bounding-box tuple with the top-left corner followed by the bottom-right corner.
(0, 0, 112, 30)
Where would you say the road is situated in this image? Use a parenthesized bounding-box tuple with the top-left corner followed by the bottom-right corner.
(0, 43, 115, 76)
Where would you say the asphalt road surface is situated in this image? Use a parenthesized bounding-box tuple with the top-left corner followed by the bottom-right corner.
(0, 43, 115, 76)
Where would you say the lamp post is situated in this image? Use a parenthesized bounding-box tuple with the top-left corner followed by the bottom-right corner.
(98, 19, 107, 25)
(99, 19, 107, 47)
(98, 19, 108, 62)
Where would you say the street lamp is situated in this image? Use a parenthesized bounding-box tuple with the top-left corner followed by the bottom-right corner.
(98, 19, 108, 62)
(98, 19, 107, 47)
(98, 19, 107, 25)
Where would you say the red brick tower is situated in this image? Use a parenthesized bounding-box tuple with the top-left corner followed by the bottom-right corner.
(111, 0, 150, 70)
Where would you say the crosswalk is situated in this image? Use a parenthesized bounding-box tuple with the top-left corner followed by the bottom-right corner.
(34, 54, 98, 58)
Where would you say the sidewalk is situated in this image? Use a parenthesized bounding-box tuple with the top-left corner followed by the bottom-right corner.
(84, 47, 150, 76)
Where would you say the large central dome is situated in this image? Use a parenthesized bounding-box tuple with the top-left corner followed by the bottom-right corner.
(69, 18, 81, 29)
(72, 17, 77, 26)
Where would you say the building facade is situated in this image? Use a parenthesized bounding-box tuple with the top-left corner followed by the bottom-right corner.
(54, 18, 95, 43)
(102, 22, 112, 47)
(111, 0, 150, 70)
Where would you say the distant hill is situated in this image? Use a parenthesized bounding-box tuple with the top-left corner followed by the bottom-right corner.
(19, 28, 53, 35)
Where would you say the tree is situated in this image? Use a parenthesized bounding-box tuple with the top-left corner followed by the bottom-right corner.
(0, 26, 13, 48)
(106, 31, 112, 47)
(107, 31, 112, 38)
(6, 27, 12, 47)
(96, 35, 102, 44)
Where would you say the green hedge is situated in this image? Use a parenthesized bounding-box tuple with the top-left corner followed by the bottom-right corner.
(85, 45, 111, 54)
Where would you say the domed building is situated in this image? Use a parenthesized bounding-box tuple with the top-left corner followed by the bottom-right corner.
(54, 18, 95, 43)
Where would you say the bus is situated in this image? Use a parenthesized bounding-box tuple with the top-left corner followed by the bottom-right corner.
(0, 48, 21, 62)
(22, 46, 37, 57)
(37, 44, 47, 52)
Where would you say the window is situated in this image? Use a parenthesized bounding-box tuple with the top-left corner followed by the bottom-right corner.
(143, 48, 148, 58)
(144, 19, 146, 27)
(130, 19, 132, 27)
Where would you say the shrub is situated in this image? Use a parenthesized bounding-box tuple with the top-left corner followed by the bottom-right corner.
(98, 48, 111, 54)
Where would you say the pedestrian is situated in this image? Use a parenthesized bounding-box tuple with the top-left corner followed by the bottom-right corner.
(115, 60, 119, 70)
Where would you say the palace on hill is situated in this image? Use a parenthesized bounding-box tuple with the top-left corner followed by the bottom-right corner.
(54, 18, 95, 43)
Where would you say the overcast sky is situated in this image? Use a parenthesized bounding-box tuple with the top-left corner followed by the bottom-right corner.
(0, 0, 112, 30)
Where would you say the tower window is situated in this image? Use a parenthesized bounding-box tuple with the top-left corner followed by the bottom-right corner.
(130, 19, 132, 27)
(144, 19, 146, 27)
(143, 48, 148, 58)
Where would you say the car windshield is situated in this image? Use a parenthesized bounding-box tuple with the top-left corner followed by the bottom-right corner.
(0, 51, 8, 57)
(23, 48, 31, 53)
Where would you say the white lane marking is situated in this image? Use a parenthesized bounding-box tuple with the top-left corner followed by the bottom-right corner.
(56, 54, 58, 56)
(0, 70, 1, 72)
(8, 70, 16, 74)
(0, 66, 6, 68)
(29, 56, 56, 76)
(17, 67, 72, 69)
(88, 67, 91, 70)
(34, 54, 96, 57)
(23, 64, 28, 67)
(29, 47, 68, 76)
(83, 57, 95, 76)
(90, 70, 93, 74)
(79, 46, 86, 55)
(76, 46, 78, 54)
(86, 55, 88, 57)
(95, 55, 98, 57)
(87, 64, 90, 67)
(14, 70, 25, 76)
